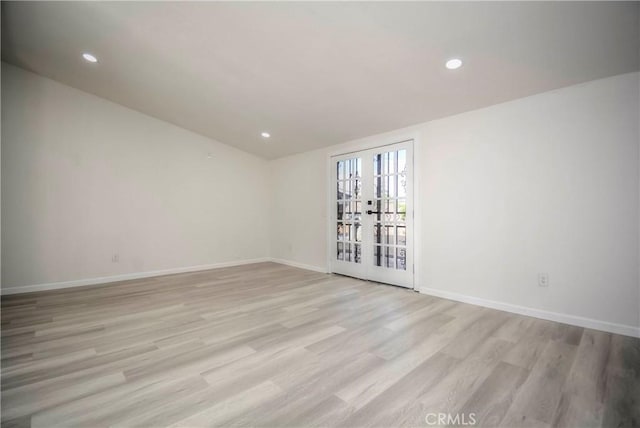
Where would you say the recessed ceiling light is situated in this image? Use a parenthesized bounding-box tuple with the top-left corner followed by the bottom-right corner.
(82, 53, 98, 63)
(261, 132, 271, 138)
(445, 58, 462, 70)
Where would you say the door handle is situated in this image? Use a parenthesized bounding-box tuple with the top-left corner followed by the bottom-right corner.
(366, 210, 381, 215)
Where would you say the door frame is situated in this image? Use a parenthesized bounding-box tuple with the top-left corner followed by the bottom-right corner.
(325, 134, 420, 289)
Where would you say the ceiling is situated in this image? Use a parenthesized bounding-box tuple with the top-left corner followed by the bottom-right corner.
(2, 2, 639, 159)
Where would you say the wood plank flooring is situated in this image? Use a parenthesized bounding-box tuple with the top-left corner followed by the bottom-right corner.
(1, 262, 638, 427)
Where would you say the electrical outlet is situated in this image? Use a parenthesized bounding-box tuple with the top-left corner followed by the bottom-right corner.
(538, 273, 549, 287)
(112, 254, 119, 263)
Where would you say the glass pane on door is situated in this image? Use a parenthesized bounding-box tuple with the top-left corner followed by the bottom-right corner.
(336, 157, 362, 264)
(372, 148, 407, 271)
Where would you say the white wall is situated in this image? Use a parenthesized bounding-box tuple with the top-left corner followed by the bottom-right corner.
(2, 63, 270, 291)
(270, 72, 640, 333)
(269, 149, 328, 271)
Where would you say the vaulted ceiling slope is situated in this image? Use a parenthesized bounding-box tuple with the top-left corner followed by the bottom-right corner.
(2, 2, 639, 159)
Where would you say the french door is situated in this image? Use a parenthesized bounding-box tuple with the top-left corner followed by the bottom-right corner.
(330, 140, 413, 288)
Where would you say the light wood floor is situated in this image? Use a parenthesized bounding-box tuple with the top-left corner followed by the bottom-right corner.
(1, 262, 638, 428)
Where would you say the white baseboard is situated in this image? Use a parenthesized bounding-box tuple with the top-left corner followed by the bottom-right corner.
(269, 258, 329, 274)
(1, 258, 271, 295)
(418, 286, 640, 338)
